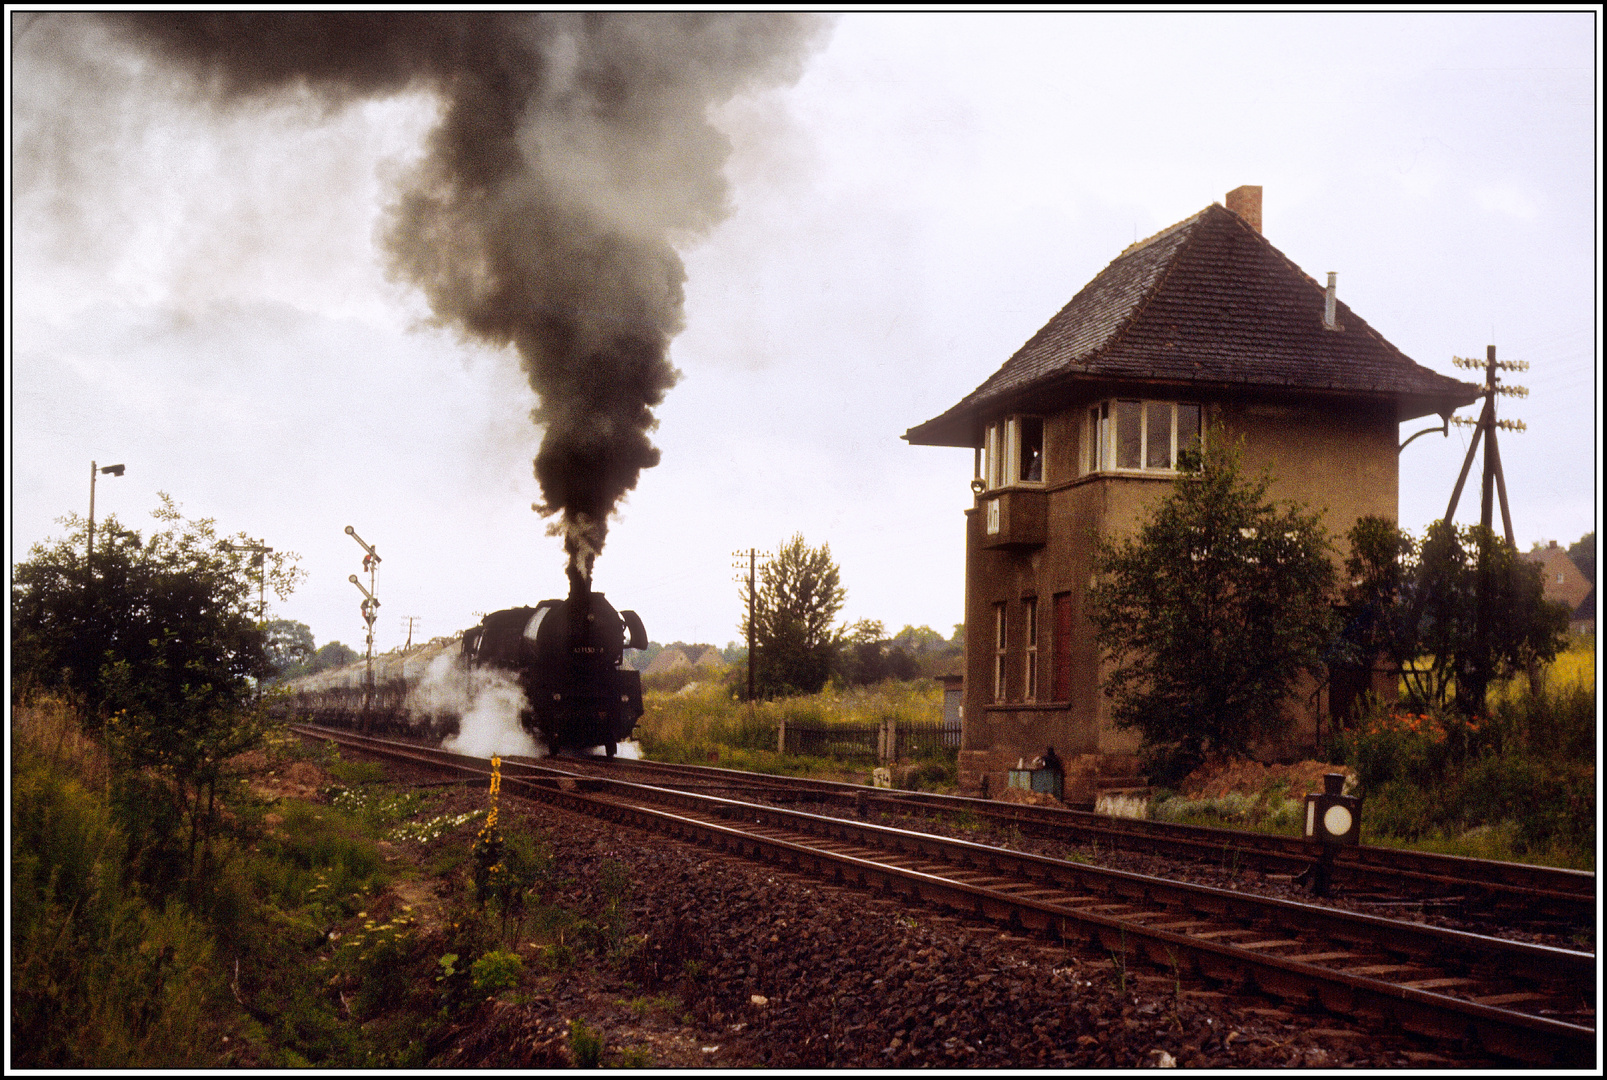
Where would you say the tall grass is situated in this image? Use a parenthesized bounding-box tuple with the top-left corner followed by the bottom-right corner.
(636, 679, 946, 776)
(12, 699, 221, 1066)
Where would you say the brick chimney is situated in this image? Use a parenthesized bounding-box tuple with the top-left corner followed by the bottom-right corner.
(1225, 185, 1262, 233)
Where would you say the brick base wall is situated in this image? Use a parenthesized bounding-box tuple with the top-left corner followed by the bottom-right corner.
(959, 748, 1143, 808)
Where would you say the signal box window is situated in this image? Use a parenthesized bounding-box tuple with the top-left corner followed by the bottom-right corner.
(1082, 400, 1202, 475)
(982, 416, 1045, 490)
(992, 602, 1007, 703)
(1051, 592, 1072, 702)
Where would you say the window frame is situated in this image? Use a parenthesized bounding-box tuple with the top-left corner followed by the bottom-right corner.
(1082, 398, 1203, 476)
(992, 601, 1008, 703)
(982, 414, 1047, 491)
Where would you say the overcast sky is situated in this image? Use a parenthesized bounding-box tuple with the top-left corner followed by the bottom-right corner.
(9, 10, 1598, 656)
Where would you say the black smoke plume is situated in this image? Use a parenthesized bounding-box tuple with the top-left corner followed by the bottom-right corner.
(101, 12, 824, 580)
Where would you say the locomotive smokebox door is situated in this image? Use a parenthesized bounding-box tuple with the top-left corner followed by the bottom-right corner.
(1304, 772, 1362, 848)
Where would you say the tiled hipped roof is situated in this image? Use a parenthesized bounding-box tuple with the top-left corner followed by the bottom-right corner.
(905, 203, 1480, 447)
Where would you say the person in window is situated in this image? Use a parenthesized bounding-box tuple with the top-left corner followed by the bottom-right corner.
(1023, 443, 1042, 483)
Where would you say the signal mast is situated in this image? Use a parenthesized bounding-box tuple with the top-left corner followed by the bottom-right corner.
(346, 525, 382, 709)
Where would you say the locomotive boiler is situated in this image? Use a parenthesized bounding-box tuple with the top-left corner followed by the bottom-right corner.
(463, 570, 647, 756)
(279, 570, 647, 756)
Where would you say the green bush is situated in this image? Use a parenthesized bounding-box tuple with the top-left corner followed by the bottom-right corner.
(1334, 649, 1596, 865)
(1453, 754, 1595, 851)
(569, 1019, 604, 1068)
(469, 949, 524, 995)
(901, 758, 957, 792)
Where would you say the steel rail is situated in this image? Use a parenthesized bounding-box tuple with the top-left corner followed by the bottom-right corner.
(291, 725, 1595, 1066)
(563, 754, 1595, 913)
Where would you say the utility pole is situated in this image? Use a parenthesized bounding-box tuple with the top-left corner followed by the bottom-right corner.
(401, 616, 420, 650)
(1444, 345, 1527, 544)
(346, 526, 382, 707)
(1443, 345, 1529, 714)
(731, 548, 770, 703)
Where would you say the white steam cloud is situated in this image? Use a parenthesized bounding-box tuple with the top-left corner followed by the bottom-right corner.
(411, 650, 545, 759)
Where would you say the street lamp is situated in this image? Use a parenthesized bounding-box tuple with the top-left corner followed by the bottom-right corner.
(86, 461, 126, 573)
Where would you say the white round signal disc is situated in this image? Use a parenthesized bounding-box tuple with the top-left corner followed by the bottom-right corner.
(1323, 803, 1354, 839)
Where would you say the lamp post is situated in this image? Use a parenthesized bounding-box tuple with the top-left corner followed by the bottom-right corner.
(86, 461, 126, 573)
(217, 541, 274, 622)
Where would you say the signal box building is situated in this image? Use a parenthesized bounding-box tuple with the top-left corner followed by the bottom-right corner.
(905, 187, 1480, 802)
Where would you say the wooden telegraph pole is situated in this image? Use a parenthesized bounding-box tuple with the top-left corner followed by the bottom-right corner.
(1443, 345, 1528, 543)
(731, 548, 770, 703)
(1442, 345, 1529, 713)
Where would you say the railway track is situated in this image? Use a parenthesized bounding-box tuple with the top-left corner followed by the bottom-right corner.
(291, 725, 1596, 1066)
(551, 754, 1595, 928)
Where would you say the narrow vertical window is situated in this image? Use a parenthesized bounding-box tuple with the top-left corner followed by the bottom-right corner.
(1116, 400, 1143, 469)
(1097, 403, 1111, 471)
(1004, 417, 1020, 486)
(992, 602, 1007, 703)
(1177, 403, 1202, 459)
(1023, 597, 1038, 703)
(984, 423, 1001, 489)
(1051, 592, 1072, 701)
(1145, 401, 1172, 469)
(1018, 417, 1044, 483)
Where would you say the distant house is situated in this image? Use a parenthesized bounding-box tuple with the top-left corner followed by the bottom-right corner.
(1520, 542, 1594, 634)
(643, 644, 727, 676)
(905, 186, 1480, 802)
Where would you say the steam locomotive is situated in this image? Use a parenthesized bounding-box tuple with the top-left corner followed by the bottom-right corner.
(278, 572, 647, 756)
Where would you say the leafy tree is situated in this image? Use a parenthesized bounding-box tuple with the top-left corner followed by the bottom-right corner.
(1090, 439, 1338, 784)
(272, 638, 361, 683)
(262, 619, 316, 677)
(1568, 530, 1595, 587)
(739, 533, 845, 697)
(11, 494, 302, 890)
(842, 618, 886, 645)
(891, 624, 947, 653)
(836, 632, 921, 687)
(1340, 516, 1570, 714)
(309, 640, 360, 673)
(12, 493, 302, 719)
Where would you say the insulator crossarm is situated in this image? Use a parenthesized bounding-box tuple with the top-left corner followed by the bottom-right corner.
(1452, 355, 1529, 372)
